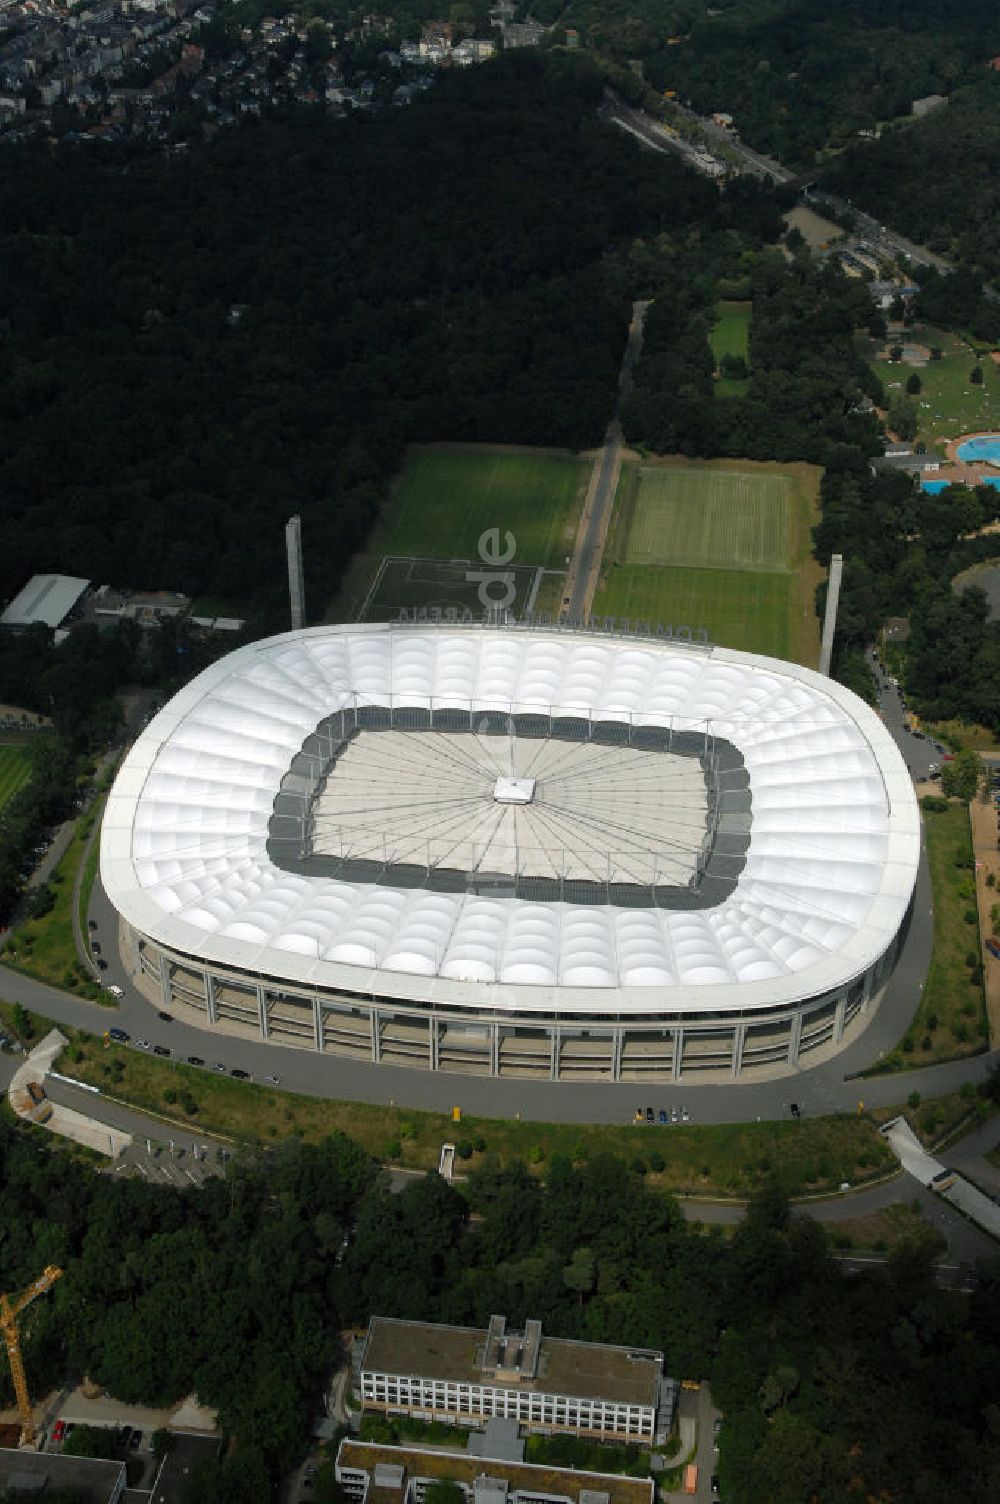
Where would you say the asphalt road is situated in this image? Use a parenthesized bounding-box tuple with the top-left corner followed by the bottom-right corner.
(564, 299, 649, 622)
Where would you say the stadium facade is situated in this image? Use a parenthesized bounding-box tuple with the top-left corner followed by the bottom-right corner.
(101, 622, 920, 1081)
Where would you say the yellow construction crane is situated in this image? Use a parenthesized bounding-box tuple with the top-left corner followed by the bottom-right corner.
(1, 1265, 63, 1447)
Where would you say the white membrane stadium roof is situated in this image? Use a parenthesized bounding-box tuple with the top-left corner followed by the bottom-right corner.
(101, 625, 920, 1018)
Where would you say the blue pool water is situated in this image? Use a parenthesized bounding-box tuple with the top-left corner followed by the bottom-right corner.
(922, 475, 1000, 493)
(957, 434, 1000, 462)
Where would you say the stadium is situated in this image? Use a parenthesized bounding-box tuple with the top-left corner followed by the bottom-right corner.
(100, 622, 920, 1082)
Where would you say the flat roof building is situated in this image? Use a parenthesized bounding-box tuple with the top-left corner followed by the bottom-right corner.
(360, 1316, 669, 1444)
(1, 573, 90, 630)
(336, 1438, 655, 1504)
(0, 1447, 125, 1502)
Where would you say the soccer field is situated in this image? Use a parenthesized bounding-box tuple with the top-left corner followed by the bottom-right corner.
(0, 745, 32, 810)
(597, 457, 822, 665)
(330, 446, 590, 622)
(622, 466, 790, 570)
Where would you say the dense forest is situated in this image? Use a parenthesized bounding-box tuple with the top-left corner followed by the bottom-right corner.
(3, 1119, 1000, 1502)
(549, 0, 1000, 170)
(0, 51, 714, 624)
(826, 75, 1000, 283)
(623, 242, 883, 463)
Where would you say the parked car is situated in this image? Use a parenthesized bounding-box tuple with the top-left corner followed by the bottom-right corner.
(109, 1028, 130, 1043)
(135, 1038, 150, 1050)
(212, 1062, 226, 1073)
(157, 1010, 173, 1022)
(645, 1105, 654, 1123)
(52, 1421, 66, 1444)
(658, 1108, 668, 1125)
(264, 1074, 280, 1085)
(91, 941, 101, 955)
(670, 1106, 679, 1123)
(88, 919, 98, 931)
(106, 984, 124, 998)
(153, 1044, 170, 1057)
(790, 1102, 801, 1119)
(96, 958, 108, 970)
(187, 1055, 205, 1067)
(681, 1107, 690, 1123)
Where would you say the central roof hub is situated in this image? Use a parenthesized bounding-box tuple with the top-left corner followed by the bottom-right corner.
(493, 775, 536, 805)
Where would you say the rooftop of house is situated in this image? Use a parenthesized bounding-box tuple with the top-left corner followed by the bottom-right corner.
(361, 1317, 661, 1408)
(337, 1439, 655, 1504)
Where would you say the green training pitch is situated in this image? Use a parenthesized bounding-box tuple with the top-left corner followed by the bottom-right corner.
(358, 556, 540, 623)
(368, 448, 588, 567)
(592, 565, 796, 661)
(329, 446, 590, 622)
(597, 457, 822, 664)
(0, 745, 32, 810)
(621, 465, 790, 571)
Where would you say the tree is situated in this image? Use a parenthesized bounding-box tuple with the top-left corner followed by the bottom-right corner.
(886, 396, 918, 441)
(562, 1247, 597, 1303)
(971, 365, 984, 384)
(941, 748, 985, 801)
(906, 372, 922, 394)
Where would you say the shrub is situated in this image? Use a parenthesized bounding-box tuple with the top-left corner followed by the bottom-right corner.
(987, 872, 996, 888)
(954, 1023, 969, 1042)
(529, 1145, 544, 1164)
(970, 964, 984, 986)
(163, 1088, 177, 1104)
(873, 1238, 888, 1252)
(631, 1157, 648, 1176)
(180, 1090, 198, 1116)
(964, 908, 978, 926)
(473, 1135, 487, 1153)
(648, 1150, 665, 1173)
(384, 1139, 402, 1160)
(927, 1014, 939, 1032)
(908, 1091, 921, 1109)
(400, 1120, 417, 1140)
(921, 1035, 932, 1051)
(902, 1036, 914, 1053)
(455, 1139, 473, 1159)
(961, 1081, 975, 1100)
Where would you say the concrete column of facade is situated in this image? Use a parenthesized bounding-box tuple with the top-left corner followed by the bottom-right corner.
(429, 1016, 439, 1071)
(611, 1027, 623, 1081)
(671, 1027, 684, 1081)
(833, 995, 847, 1043)
(371, 1007, 381, 1062)
(313, 999, 324, 1052)
(731, 1021, 746, 1077)
(158, 949, 172, 1008)
(256, 985, 269, 1039)
(787, 1010, 802, 1065)
(204, 971, 218, 1024)
(550, 1026, 560, 1080)
(490, 1024, 500, 1076)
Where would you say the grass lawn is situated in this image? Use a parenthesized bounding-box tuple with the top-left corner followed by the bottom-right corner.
(1, 804, 111, 1004)
(593, 564, 795, 658)
(0, 743, 32, 810)
(869, 324, 1000, 448)
(595, 456, 821, 664)
(826, 1200, 946, 1257)
(870, 799, 988, 1072)
(57, 1024, 895, 1198)
(710, 300, 751, 399)
(328, 446, 590, 622)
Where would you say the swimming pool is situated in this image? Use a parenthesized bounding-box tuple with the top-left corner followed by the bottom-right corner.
(922, 474, 1000, 493)
(957, 434, 1000, 462)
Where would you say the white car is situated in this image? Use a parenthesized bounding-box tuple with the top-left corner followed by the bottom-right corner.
(106, 984, 124, 998)
(928, 763, 939, 775)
